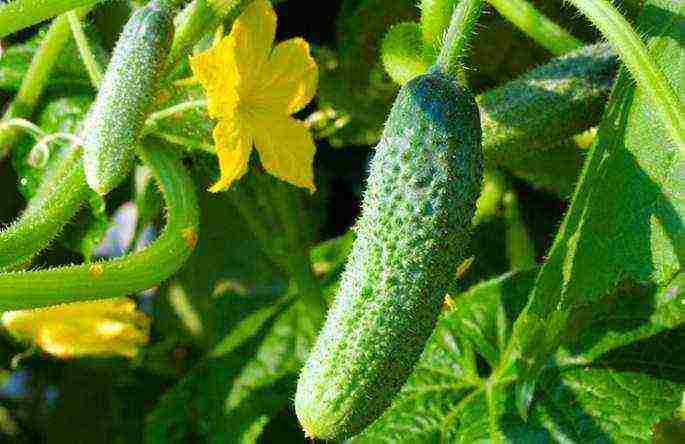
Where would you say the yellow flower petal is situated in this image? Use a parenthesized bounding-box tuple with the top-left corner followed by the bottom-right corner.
(231, 0, 277, 92)
(257, 38, 318, 115)
(209, 118, 254, 192)
(1, 298, 150, 359)
(189, 37, 239, 119)
(253, 115, 316, 192)
(187, 0, 319, 193)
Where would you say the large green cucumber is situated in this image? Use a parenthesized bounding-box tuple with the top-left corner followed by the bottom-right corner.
(295, 70, 483, 440)
(82, 0, 174, 195)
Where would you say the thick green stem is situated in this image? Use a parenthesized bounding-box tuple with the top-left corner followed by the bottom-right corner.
(265, 180, 325, 313)
(565, 0, 685, 150)
(66, 11, 103, 88)
(436, 0, 484, 79)
(143, 100, 207, 135)
(420, 0, 459, 52)
(0, 143, 199, 311)
(0, 0, 104, 39)
(0, 12, 87, 160)
(487, 0, 583, 55)
(503, 189, 537, 270)
(0, 145, 89, 270)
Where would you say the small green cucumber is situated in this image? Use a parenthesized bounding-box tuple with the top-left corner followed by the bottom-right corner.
(295, 70, 483, 440)
(82, 0, 174, 195)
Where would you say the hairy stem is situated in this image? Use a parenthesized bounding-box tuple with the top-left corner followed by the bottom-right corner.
(143, 100, 207, 134)
(420, 0, 459, 52)
(565, 0, 684, 150)
(436, 0, 485, 79)
(66, 10, 103, 87)
(487, 0, 583, 55)
(0, 143, 199, 311)
(0, 145, 89, 270)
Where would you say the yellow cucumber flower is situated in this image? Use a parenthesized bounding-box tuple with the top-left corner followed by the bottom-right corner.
(189, 0, 319, 193)
(1, 298, 150, 359)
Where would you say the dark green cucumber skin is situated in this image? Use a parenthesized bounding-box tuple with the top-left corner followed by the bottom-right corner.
(295, 71, 483, 440)
(82, 1, 174, 195)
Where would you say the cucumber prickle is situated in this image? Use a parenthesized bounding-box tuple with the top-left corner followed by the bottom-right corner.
(295, 70, 483, 440)
(82, 0, 174, 195)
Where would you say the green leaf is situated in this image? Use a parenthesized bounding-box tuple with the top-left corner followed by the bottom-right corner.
(12, 95, 91, 201)
(143, 293, 297, 443)
(355, 270, 685, 442)
(146, 279, 329, 442)
(144, 229, 351, 443)
(560, 272, 685, 365)
(509, 0, 684, 379)
(381, 22, 430, 85)
(144, 166, 326, 438)
(0, 24, 107, 92)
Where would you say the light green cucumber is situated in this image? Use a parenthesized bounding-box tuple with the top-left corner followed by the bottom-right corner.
(82, 0, 174, 195)
(479, 43, 616, 165)
(295, 70, 483, 440)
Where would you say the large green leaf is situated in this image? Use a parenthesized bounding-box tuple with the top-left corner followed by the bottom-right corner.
(143, 233, 350, 443)
(143, 293, 298, 443)
(355, 270, 684, 442)
(509, 0, 684, 380)
(503, 138, 586, 199)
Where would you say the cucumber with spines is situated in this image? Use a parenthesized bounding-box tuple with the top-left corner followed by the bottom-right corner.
(82, 0, 174, 195)
(295, 69, 483, 440)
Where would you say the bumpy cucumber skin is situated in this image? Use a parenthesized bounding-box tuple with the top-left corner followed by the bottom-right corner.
(82, 1, 174, 195)
(295, 71, 483, 440)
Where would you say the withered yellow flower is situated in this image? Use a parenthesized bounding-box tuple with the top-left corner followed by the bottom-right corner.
(190, 0, 318, 192)
(1, 298, 150, 359)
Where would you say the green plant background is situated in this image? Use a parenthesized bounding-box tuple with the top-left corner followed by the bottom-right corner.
(0, 0, 682, 442)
